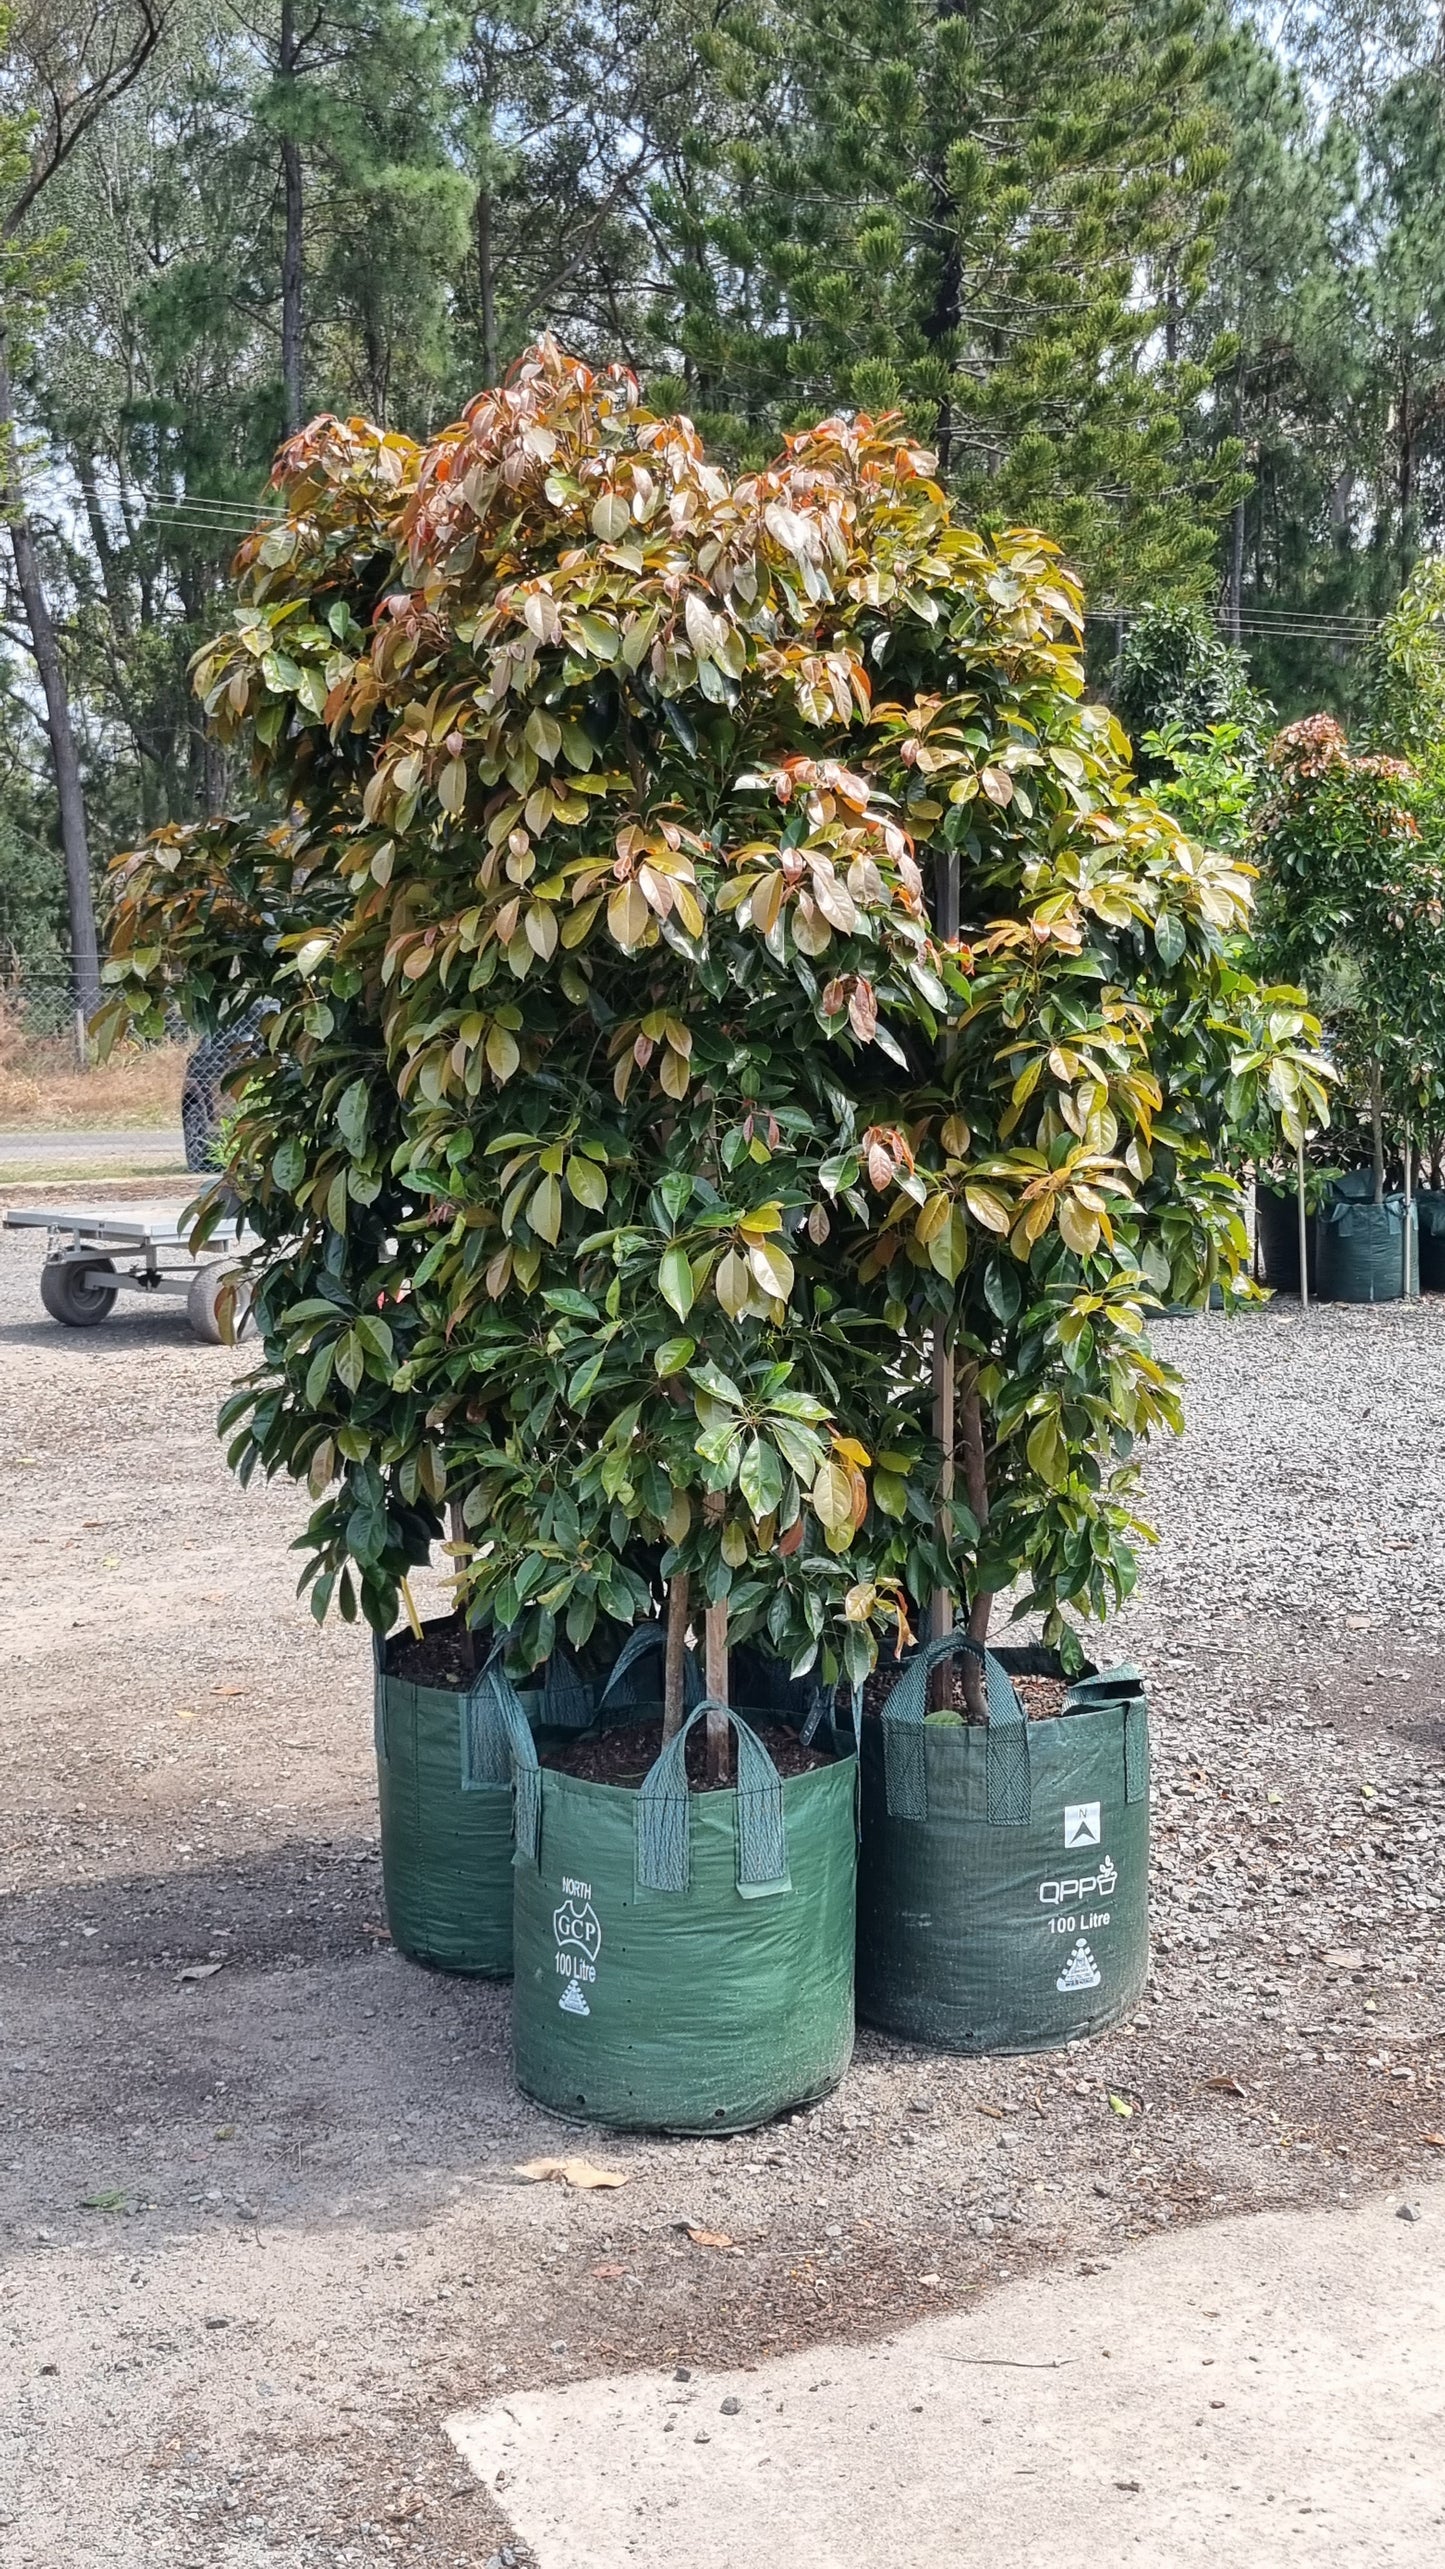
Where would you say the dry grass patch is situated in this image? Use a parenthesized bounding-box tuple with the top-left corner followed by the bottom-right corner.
(0, 1005, 187, 1129)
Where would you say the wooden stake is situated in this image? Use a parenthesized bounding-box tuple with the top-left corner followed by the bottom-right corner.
(1296, 1133, 1309, 1315)
(447, 1497, 476, 1673)
(663, 1570, 690, 1745)
(1403, 1130, 1414, 1299)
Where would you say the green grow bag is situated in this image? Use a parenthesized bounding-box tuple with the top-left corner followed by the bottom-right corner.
(509, 1697, 857, 2133)
(855, 1633, 1150, 2055)
(1316, 1188, 1414, 1304)
(374, 1622, 599, 1976)
(1416, 1190, 1445, 1292)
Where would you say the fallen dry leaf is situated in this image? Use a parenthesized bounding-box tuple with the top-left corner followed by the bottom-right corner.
(975, 2103, 1005, 2121)
(1205, 2075, 1246, 2096)
(590, 2261, 628, 2280)
(677, 2222, 738, 2251)
(176, 1961, 223, 1984)
(515, 2157, 629, 2191)
(359, 1920, 392, 1941)
(211, 1684, 247, 1698)
(1421, 2133, 1445, 2149)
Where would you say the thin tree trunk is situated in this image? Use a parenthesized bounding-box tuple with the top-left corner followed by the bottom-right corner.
(477, 185, 498, 388)
(958, 1366, 991, 1720)
(1228, 500, 1244, 645)
(930, 841, 961, 1699)
(704, 1599, 730, 1784)
(1227, 359, 1245, 644)
(0, 333, 100, 1041)
(662, 1570, 689, 1745)
(1371, 1060, 1385, 1205)
(73, 448, 132, 636)
(702, 1496, 730, 1784)
(280, 0, 305, 436)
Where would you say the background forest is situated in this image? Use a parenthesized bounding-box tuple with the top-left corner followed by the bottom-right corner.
(4, 0, 1445, 1013)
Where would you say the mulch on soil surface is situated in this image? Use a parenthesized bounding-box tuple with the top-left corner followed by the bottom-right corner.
(540, 1715, 835, 1790)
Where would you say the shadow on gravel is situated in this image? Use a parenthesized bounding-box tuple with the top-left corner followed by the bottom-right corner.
(0, 1310, 201, 1350)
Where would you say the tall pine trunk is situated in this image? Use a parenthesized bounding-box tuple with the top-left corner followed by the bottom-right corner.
(280, 0, 305, 435)
(476, 186, 498, 388)
(0, 332, 100, 1041)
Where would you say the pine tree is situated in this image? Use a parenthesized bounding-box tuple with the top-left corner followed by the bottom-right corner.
(642, 0, 1242, 597)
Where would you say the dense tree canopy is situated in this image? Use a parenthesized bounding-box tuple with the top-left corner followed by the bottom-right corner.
(6, 2, 1445, 992)
(100, 341, 1322, 1676)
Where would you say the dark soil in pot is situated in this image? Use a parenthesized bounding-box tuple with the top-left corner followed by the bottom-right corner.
(861, 1661, 1069, 1723)
(540, 1715, 836, 1789)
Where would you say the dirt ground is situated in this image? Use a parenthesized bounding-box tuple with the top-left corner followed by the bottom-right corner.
(1, 1198, 1442, 2568)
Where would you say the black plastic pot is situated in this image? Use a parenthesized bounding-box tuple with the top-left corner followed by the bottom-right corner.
(1255, 1180, 1317, 1293)
(1416, 1191, 1445, 1293)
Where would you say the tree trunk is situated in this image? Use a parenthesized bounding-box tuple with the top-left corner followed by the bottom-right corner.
(929, 840, 961, 1699)
(700, 1496, 731, 1781)
(958, 1366, 991, 1720)
(0, 333, 100, 1038)
(280, 0, 305, 436)
(1371, 1059, 1385, 1205)
(477, 185, 498, 388)
(662, 1570, 690, 1745)
(73, 447, 131, 636)
(1227, 360, 1245, 644)
(704, 1597, 730, 1785)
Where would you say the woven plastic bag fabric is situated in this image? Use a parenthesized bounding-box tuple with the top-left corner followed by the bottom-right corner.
(855, 1635, 1150, 2054)
(1316, 1190, 1414, 1303)
(1255, 1179, 1317, 1293)
(374, 1624, 545, 1976)
(509, 1699, 857, 2133)
(1415, 1190, 1445, 1292)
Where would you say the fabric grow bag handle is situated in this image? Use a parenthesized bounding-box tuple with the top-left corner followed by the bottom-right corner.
(597, 1619, 704, 1715)
(1062, 1664, 1150, 1804)
(464, 1643, 543, 1863)
(635, 1699, 791, 1899)
(880, 1630, 1029, 1827)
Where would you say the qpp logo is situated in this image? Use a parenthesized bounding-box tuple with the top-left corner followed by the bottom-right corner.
(1063, 1802, 1101, 1849)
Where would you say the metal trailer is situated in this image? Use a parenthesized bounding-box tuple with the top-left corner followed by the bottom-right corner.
(2, 1205, 252, 1342)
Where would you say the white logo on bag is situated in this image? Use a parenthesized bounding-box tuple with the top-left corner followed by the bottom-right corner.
(1056, 1937, 1102, 1993)
(553, 1889, 602, 1961)
(1063, 1802, 1101, 1848)
(554, 1875, 601, 2010)
(1039, 1856, 1117, 1907)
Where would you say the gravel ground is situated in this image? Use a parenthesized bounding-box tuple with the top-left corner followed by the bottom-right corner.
(1, 1201, 1442, 2568)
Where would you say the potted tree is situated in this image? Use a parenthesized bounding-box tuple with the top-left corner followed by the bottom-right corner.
(1253, 716, 1445, 1303)
(100, 342, 1324, 2093)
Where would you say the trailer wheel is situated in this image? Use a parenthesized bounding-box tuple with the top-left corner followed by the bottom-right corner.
(40, 1257, 119, 1327)
(187, 1262, 253, 1344)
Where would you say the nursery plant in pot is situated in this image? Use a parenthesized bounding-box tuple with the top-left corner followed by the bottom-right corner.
(1252, 716, 1445, 1304)
(99, 343, 1328, 2082)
